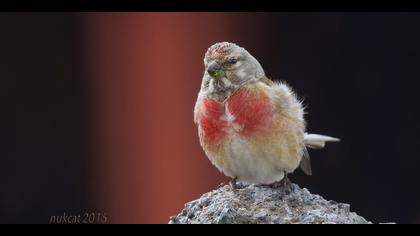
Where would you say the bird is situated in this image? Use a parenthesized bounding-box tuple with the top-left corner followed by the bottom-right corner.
(194, 42, 339, 188)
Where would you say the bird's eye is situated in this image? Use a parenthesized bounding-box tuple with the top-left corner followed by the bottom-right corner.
(228, 58, 238, 64)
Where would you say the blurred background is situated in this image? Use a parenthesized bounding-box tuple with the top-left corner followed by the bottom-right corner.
(2, 12, 420, 224)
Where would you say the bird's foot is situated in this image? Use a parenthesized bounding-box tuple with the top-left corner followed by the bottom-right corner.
(217, 182, 226, 189)
(280, 174, 293, 195)
(260, 173, 292, 195)
(229, 177, 239, 191)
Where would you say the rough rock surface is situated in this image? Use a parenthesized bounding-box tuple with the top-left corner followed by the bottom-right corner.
(169, 182, 371, 224)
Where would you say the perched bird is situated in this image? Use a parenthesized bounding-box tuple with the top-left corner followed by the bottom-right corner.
(194, 42, 339, 187)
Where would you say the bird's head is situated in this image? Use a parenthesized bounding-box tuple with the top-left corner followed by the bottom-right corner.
(201, 42, 265, 100)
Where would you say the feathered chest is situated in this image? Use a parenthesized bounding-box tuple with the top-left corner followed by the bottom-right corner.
(197, 87, 274, 150)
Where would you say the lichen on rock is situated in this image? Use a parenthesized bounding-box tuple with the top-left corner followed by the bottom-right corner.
(169, 182, 371, 224)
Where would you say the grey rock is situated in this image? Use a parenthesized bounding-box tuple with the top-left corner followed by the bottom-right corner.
(169, 182, 373, 224)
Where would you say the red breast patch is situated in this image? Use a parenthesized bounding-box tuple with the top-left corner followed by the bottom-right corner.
(227, 88, 273, 136)
(199, 98, 228, 150)
(198, 88, 273, 150)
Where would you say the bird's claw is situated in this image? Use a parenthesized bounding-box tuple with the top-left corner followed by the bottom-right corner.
(230, 177, 238, 191)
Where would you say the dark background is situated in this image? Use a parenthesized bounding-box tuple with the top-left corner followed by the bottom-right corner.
(2, 13, 420, 223)
(1, 13, 88, 223)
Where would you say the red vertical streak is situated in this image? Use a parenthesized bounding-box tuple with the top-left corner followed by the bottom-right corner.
(84, 13, 264, 223)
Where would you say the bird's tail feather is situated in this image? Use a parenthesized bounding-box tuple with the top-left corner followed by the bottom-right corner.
(304, 133, 340, 149)
(299, 133, 339, 176)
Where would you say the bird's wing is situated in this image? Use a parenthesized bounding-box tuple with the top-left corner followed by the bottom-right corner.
(300, 146, 312, 176)
(259, 76, 275, 86)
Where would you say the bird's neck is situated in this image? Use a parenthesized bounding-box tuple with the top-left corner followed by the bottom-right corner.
(203, 77, 261, 103)
(203, 79, 237, 102)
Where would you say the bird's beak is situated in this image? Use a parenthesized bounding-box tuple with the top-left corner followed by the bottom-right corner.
(207, 62, 224, 78)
